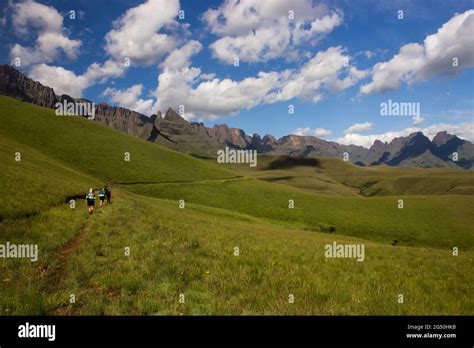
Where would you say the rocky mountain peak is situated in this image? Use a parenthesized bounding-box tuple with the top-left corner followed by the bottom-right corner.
(373, 139, 385, 147)
(280, 134, 304, 147)
(163, 108, 186, 123)
(432, 131, 457, 146)
(263, 134, 276, 143)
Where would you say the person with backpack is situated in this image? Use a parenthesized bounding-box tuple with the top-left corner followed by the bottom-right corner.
(98, 188, 106, 207)
(105, 187, 111, 204)
(85, 188, 96, 215)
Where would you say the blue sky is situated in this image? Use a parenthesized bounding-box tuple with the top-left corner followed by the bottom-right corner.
(1, 0, 473, 147)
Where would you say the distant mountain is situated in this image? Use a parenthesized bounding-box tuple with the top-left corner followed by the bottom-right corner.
(1, 64, 472, 169)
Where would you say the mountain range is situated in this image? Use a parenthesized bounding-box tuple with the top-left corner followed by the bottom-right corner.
(1, 64, 473, 169)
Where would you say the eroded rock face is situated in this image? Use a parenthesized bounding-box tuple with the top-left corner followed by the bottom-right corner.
(94, 103, 154, 140)
(0, 65, 57, 108)
(432, 131, 455, 146)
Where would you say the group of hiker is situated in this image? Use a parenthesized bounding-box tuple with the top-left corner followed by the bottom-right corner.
(85, 187, 111, 214)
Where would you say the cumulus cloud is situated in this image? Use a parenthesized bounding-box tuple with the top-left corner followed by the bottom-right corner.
(29, 59, 125, 97)
(102, 84, 154, 115)
(292, 11, 342, 45)
(154, 40, 286, 118)
(9, 0, 81, 66)
(335, 121, 474, 148)
(360, 9, 474, 95)
(82, 59, 126, 84)
(28, 64, 87, 97)
(267, 46, 368, 103)
(23, 0, 187, 97)
(154, 65, 285, 119)
(344, 122, 373, 134)
(105, 0, 184, 66)
(160, 40, 203, 70)
(291, 127, 332, 138)
(203, 0, 343, 64)
(153, 45, 365, 119)
(209, 20, 292, 64)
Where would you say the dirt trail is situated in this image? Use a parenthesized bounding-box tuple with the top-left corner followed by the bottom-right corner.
(54, 222, 88, 284)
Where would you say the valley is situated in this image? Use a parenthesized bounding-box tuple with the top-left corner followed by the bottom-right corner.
(0, 96, 473, 315)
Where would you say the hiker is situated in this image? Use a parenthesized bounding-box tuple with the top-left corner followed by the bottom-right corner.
(105, 187, 111, 204)
(98, 188, 106, 207)
(85, 188, 96, 215)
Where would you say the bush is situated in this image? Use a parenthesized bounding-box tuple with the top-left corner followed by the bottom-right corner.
(319, 223, 336, 233)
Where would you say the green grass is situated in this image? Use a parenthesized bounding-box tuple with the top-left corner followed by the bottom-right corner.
(0, 96, 473, 315)
(0, 135, 100, 219)
(126, 179, 474, 250)
(0, 96, 236, 184)
(1, 191, 472, 315)
(221, 155, 474, 197)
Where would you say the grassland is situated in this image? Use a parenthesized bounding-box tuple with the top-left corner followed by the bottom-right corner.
(0, 95, 473, 315)
(220, 155, 474, 196)
(0, 97, 236, 185)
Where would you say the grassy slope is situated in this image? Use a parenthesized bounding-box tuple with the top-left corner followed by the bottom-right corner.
(1, 190, 472, 315)
(0, 96, 236, 184)
(0, 135, 100, 219)
(0, 96, 473, 314)
(127, 179, 474, 249)
(222, 155, 474, 197)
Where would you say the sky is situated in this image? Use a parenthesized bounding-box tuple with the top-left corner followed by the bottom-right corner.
(1, 0, 473, 148)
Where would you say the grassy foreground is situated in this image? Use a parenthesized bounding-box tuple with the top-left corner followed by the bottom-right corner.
(0, 96, 473, 315)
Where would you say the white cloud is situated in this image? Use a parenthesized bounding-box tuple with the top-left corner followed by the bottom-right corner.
(29, 59, 125, 97)
(9, 1, 81, 66)
(344, 122, 373, 134)
(105, 0, 183, 66)
(200, 73, 216, 80)
(360, 9, 474, 95)
(14, 0, 189, 99)
(153, 45, 365, 119)
(291, 127, 332, 138)
(203, 0, 342, 64)
(154, 65, 285, 119)
(335, 122, 474, 148)
(154, 39, 286, 118)
(28, 64, 88, 97)
(268, 46, 367, 103)
(160, 40, 202, 70)
(413, 115, 425, 125)
(12, 0, 62, 34)
(23, 0, 188, 97)
(292, 11, 342, 45)
(83, 59, 126, 84)
(209, 20, 292, 64)
(102, 84, 154, 115)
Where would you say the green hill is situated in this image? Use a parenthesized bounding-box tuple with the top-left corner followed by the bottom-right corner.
(0, 96, 472, 315)
(0, 97, 237, 185)
(221, 154, 474, 196)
